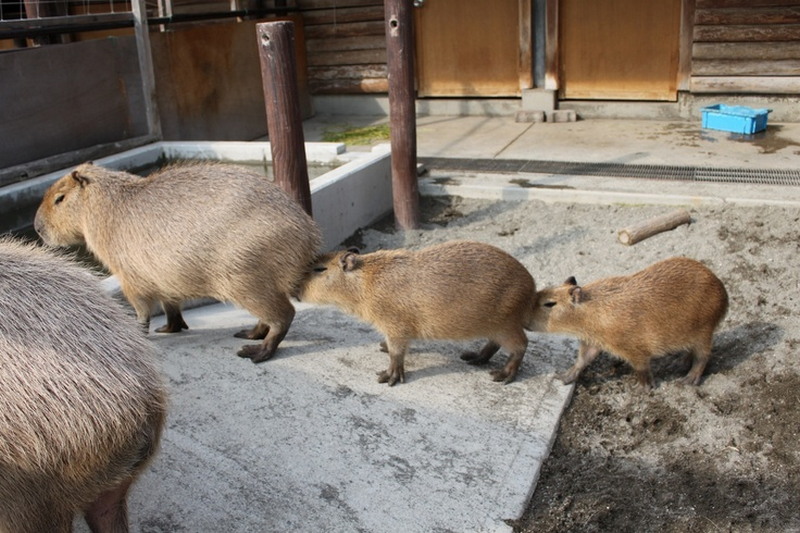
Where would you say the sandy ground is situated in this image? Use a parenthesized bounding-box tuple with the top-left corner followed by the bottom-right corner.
(351, 194, 799, 533)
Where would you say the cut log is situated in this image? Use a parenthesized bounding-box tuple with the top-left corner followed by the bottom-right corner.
(618, 209, 692, 246)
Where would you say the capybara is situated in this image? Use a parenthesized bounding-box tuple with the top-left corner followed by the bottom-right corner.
(297, 240, 537, 385)
(531, 256, 728, 389)
(34, 161, 322, 363)
(0, 237, 166, 533)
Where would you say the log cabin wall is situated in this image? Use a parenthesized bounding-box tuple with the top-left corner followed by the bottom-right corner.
(691, 0, 800, 94)
(295, 0, 388, 94)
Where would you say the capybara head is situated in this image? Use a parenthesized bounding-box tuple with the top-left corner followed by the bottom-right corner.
(530, 276, 582, 332)
(297, 248, 363, 306)
(34, 163, 97, 247)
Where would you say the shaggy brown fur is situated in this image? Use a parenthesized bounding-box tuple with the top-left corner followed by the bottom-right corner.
(34, 162, 321, 363)
(531, 256, 728, 389)
(0, 237, 166, 533)
(298, 241, 537, 385)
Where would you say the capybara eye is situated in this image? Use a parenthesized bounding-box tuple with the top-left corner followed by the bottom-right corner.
(313, 266, 328, 273)
(54, 194, 65, 205)
(544, 301, 557, 308)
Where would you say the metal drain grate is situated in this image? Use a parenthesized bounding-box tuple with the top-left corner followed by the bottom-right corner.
(420, 157, 800, 187)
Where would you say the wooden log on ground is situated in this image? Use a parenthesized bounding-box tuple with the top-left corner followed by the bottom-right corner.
(618, 209, 692, 246)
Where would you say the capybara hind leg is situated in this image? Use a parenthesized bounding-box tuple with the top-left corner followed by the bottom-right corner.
(679, 343, 711, 386)
(237, 295, 295, 363)
(234, 321, 270, 340)
(84, 480, 131, 533)
(489, 331, 528, 384)
(460, 340, 500, 365)
(557, 342, 600, 384)
(378, 337, 407, 386)
(631, 360, 655, 390)
(155, 302, 189, 333)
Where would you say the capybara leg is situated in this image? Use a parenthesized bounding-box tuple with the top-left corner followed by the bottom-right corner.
(120, 283, 153, 334)
(378, 337, 407, 386)
(632, 361, 655, 390)
(155, 302, 189, 333)
(379, 340, 388, 353)
(237, 295, 295, 363)
(460, 340, 500, 365)
(557, 342, 600, 384)
(84, 480, 131, 533)
(490, 331, 528, 384)
(234, 321, 270, 340)
(679, 344, 711, 386)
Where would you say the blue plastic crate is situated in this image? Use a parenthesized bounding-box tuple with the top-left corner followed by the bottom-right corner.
(701, 104, 770, 134)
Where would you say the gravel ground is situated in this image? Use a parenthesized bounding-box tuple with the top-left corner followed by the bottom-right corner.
(350, 194, 799, 533)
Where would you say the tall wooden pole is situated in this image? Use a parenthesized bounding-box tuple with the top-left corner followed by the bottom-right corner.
(257, 21, 313, 216)
(384, 0, 420, 230)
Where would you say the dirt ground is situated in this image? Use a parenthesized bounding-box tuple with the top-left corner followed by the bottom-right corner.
(349, 194, 799, 533)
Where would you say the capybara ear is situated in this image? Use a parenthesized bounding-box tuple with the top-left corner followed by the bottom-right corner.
(346, 247, 361, 254)
(70, 169, 91, 187)
(340, 251, 361, 272)
(569, 286, 584, 304)
(565, 276, 578, 286)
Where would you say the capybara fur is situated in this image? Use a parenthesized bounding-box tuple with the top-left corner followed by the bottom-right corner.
(298, 241, 537, 385)
(34, 162, 322, 363)
(531, 256, 728, 389)
(0, 237, 166, 533)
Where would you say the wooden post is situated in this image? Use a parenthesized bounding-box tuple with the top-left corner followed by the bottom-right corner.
(618, 209, 692, 246)
(257, 21, 313, 216)
(384, 0, 420, 230)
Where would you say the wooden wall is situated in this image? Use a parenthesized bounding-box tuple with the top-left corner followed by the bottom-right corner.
(296, 0, 388, 94)
(691, 0, 800, 93)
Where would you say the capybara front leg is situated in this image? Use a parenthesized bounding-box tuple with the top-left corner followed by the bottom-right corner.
(378, 337, 407, 386)
(84, 480, 131, 533)
(557, 342, 600, 384)
(155, 302, 189, 333)
(460, 340, 500, 365)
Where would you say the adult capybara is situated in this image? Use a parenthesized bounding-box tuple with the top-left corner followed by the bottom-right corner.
(531, 257, 728, 389)
(0, 237, 166, 533)
(34, 161, 322, 363)
(297, 240, 537, 385)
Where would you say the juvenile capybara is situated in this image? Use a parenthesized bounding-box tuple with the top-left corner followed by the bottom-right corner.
(34, 161, 322, 363)
(297, 240, 537, 385)
(0, 237, 166, 533)
(531, 256, 728, 389)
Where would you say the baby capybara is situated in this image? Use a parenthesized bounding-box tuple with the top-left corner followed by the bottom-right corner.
(34, 162, 321, 363)
(298, 240, 537, 385)
(0, 237, 166, 532)
(531, 257, 728, 389)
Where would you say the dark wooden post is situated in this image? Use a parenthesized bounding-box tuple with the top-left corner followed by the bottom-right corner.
(384, 0, 420, 230)
(257, 21, 313, 216)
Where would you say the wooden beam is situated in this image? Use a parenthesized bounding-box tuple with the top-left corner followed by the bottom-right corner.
(693, 58, 800, 75)
(301, 5, 385, 26)
(544, 0, 558, 90)
(305, 35, 386, 52)
(518, 0, 533, 90)
(691, 75, 800, 93)
(693, 41, 800, 59)
(678, 0, 696, 91)
(697, 0, 800, 7)
(694, 24, 800, 42)
(695, 6, 800, 25)
(132, 0, 161, 139)
(306, 47, 386, 67)
(305, 20, 385, 39)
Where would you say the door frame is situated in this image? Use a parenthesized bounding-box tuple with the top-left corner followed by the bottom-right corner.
(543, 0, 695, 95)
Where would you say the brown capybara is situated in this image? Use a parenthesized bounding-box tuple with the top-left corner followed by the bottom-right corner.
(0, 237, 166, 533)
(34, 161, 322, 363)
(531, 256, 728, 389)
(297, 240, 537, 385)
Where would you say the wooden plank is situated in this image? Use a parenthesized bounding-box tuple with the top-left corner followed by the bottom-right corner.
(690, 75, 800, 93)
(694, 24, 800, 41)
(307, 47, 386, 66)
(693, 41, 800, 59)
(697, 0, 800, 8)
(308, 64, 388, 79)
(310, 77, 389, 93)
(304, 20, 384, 38)
(693, 58, 800, 75)
(678, 0, 696, 91)
(695, 6, 800, 24)
(295, 0, 382, 8)
(301, 5, 384, 26)
(305, 35, 385, 52)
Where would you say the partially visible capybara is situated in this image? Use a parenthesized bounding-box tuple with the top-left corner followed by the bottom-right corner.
(0, 237, 166, 533)
(297, 240, 537, 385)
(531, 256, 728, 389)
(34, 161, 322, 363)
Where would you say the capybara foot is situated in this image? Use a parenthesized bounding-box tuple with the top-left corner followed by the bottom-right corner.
(234, 322, 270, 340)
(155, 319, 188, 334)
(379, 341, 388, 353)
(489, 368, 517, 384)
(377, 368, 404, 386)
(237, 344, 276, 364)
(461, 351, 490, 366)
(677, 373, 703, 386)
(556, 368, 580, 385)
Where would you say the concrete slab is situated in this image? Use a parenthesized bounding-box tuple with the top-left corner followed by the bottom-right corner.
(80, 302, 572, 532)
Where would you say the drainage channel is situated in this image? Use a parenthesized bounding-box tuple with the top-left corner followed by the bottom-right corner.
(420, 157, 800, 187)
